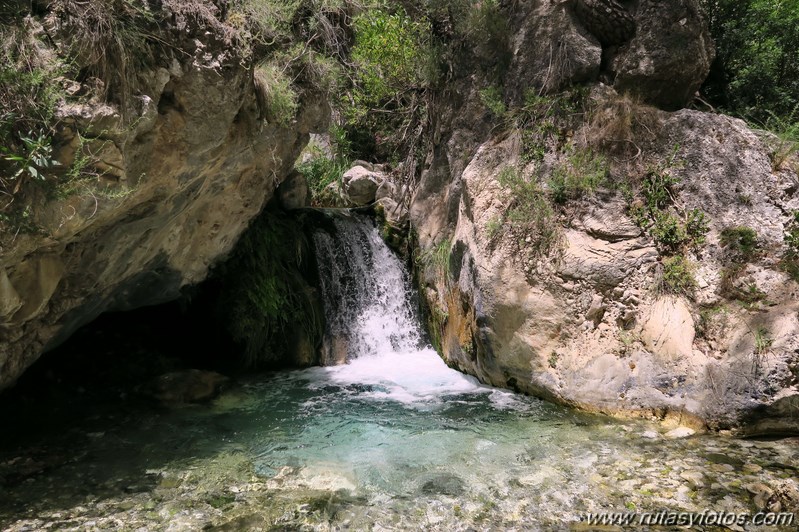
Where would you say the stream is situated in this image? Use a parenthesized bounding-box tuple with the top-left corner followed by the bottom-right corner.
(1, 213, 797, 530)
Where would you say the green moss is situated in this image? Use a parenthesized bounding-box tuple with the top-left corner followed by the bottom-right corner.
(216, 207, 322, 367)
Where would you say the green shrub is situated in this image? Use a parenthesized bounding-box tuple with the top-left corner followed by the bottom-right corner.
(651, 211, 689, 252)
(659, 255, 696, 297)
(642, 162, 681, 212)
(228, 0, 300, 47)
(479, 86, 506, 118)
(496, 166, 559, 257)
(548, 146, 608, 203)
(781, 210, 799, 281)
(753, 326, 773, 355)
(686, 209, 710, 246)
(760, 111, 799, 171)
(0, 22, 66, 199)
(720, 226, 760, 261)
(418, 237, 452, 282)
(341, 5, 430, 160)
(296, 125, 352, 204)
(701, 0, 799, 123)
(254, 64, 299, 126)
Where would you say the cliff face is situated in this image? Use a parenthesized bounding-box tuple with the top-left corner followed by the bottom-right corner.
(412, 0, 799, 433)
(0, 3, 328, 390)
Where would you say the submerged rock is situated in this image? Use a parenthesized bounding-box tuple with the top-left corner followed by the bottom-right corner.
(138, 369, 229, 405)
(420, 473, 466, 496)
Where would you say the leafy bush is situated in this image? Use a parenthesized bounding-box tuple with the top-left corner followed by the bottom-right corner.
(340, 5, 431, 161)
(548, 146, 608, 203)
(651, 212, 689, 252)
(760, 111, 799, 171)
(479, 86, 506, 118)
(701, 0, 799, 123)
(686, 208, 710, 246)
(720, 226, 760, 261)
(495, 166, 559, 257)
(780, 210, 799, 281)
(254, 64, 299, 125)
(659, 255, 696, 297)
(0, 23, 65, 198)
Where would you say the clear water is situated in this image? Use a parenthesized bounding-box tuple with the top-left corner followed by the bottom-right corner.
(2, 359, 797, 530)
(1, 214, 797, 530)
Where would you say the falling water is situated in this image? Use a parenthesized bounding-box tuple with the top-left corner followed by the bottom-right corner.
(311, 211, 485, 402)
(313, 212, 421, 360)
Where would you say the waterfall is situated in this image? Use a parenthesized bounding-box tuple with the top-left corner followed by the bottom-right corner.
(312, 212, 421, 363)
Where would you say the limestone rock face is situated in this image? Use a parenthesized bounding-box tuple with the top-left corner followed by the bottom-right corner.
(0, 5, 329, 390)
(640, 297, 695, 360)
(412, 104, 799, 434)
(610, 0, 714, 110)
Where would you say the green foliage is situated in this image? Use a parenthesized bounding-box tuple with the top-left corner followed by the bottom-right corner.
(339, 4, 430, 161)
(485, 216, 502, 239)
(418, 237, 452, 282)
(659, 255, 697, 297)
(254, 63, 299, 125)
(701, 0, 799, 123)
(720, 226, 760, 261)
(495, 166, 559, 257)
(780, 210, 799, 281)
(2, 131, 58, 185)
(628, 148, 709, 253)
(548, 146, 608, 203)
(479, 86, 506, 118)
(296, 125, 352, 204)
(651, 212, 689, 252)
(642, 160, 680, 212)
(760, 111, 799, 171)
(686, 208, 710, 246)
(218, 208, 322, 367)
(753, 326, 773, 355)
(515, 89, 588, 165)
(0, 21, 65, 200)
(228, 0, 301, 47)
(350, 8, 428, 113)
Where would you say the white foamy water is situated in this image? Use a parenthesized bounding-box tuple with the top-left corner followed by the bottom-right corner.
(313, 212, 422, 360)
(311, 212, 494, 406)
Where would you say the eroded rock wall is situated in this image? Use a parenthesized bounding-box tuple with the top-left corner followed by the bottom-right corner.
(412, 0, 798, 433)
(0, 4, 328, 390)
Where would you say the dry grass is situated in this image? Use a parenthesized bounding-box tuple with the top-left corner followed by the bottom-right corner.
(585, 91, 662, 159)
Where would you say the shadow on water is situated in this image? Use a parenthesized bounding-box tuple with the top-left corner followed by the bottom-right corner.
(0, 300, 243, 524)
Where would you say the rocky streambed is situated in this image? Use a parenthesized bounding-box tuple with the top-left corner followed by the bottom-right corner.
(1, 359, 797, 531)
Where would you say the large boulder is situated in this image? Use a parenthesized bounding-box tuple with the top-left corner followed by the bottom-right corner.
(342, 165, 382, 206)
(610, 0, 714, 110)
